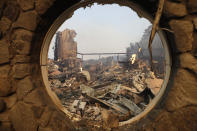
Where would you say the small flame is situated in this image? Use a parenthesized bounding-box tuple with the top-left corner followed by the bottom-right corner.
(129, 54, 137, 64)
(138, 48, 142, 52)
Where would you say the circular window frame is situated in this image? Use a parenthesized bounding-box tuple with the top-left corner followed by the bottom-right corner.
(40, 0, 171, 127)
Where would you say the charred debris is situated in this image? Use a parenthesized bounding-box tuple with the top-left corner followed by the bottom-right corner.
(48, 27, 164, 127)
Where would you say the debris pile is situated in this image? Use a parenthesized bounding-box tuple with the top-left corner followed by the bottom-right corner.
(48, 28, 164, 128)
(47, 57, 164, 127)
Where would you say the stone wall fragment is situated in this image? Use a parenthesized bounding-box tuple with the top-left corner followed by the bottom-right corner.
(180, 53, 197, 74)
(17, 0, 34, 11)
(165, 69, 197, 111)
(16, 76, 34, 100)
(9, 102, 38, 131)
(164, 1, 187, 17)
(35, 0, 55, 15)
(13, 11, 38, 31)
(0, 39, 9, 64)
(13, 64, 31, 79)
(170, 20, 193, 52)
(3, 2, 20, 22)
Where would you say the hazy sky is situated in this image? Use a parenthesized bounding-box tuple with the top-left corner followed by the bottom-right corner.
(48, 3, 151, 60)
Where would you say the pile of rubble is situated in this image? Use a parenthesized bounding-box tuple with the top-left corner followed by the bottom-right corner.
(47, 58, 163, 128)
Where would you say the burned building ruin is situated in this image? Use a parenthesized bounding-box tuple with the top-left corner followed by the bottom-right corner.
(54, 29, 77, 61)
(53, 29, 81, 74)
(47, 26, 165, 127)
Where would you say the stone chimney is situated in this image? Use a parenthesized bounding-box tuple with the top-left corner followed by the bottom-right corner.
(54, 29, 77, 61)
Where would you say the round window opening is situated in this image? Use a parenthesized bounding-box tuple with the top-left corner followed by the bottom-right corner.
(41, 0, 171, 128)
